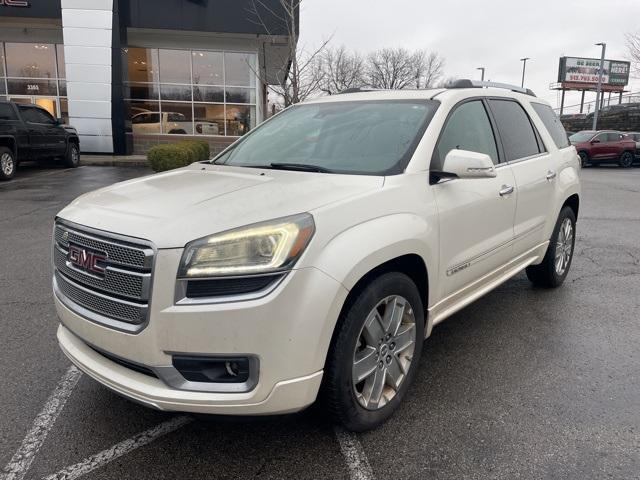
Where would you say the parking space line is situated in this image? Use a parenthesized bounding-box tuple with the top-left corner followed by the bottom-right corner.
(1, 366, 82, 480)
(0, 167, 83, 188)
(41, 416, 192, 480)
(333, 427, 375, 480)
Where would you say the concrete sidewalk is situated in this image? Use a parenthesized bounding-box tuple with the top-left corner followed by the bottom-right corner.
(81, 154, 148, 167)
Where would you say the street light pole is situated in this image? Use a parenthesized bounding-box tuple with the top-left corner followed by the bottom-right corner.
(592, 42, 606, 131)
(520, 57, 530, 88)
(477, 67, 485, 82)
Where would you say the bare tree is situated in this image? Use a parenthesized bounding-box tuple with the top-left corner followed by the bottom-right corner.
(626, 31, 640, 77)
(363, 48, 445, 90)
(364, 47, 416, 89)
(247, 0, 330, 106)
(320, 46, 365, 94)
(414, 52, 445, 89)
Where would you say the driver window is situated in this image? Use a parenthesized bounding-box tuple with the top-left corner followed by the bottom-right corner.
(434, 100, 499, 170)
(593, 133, 607, 142)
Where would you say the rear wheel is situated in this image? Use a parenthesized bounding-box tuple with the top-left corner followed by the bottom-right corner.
(578, 151, 590, 167)
(0, 147, 16, 180)
(526, 206, 576, 288)
(63, 142, 80, 168)
(322, 272, 424, 432)
(618, 151, 633, 168)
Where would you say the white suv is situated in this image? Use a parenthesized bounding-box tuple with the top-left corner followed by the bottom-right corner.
(53, 81, 580, 431)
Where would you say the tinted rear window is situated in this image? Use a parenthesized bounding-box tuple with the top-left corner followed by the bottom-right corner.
(531, 103, 570, 149)
(489, 99, 541, 161)
(0, 104, 17, 120)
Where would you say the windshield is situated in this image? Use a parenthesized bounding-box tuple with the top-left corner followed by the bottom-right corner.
(569, 131, 595, 143)
(214, 100, 438, 175)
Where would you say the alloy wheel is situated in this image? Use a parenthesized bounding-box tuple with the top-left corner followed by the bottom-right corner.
(620, 152, 633, 168)
(352, 295, 416, 410)
(71, 146, 79, 165)
(1, 153, 14, 177)
(555, 217, 574, 276)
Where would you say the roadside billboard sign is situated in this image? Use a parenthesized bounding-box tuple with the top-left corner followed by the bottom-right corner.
(557, 57, 630, 87)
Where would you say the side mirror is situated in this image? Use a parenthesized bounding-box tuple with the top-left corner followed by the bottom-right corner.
(590, 139, 600, 144)
(55, 118, 64, 125)
(440, 149, 497, 179)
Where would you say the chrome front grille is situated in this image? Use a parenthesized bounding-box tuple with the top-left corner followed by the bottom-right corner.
(53, 221, 155, 333)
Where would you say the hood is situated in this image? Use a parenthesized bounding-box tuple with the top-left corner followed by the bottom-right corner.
(57, 163, 384, 248)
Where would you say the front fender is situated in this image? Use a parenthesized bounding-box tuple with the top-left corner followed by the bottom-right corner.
(311, 213, 437, 307)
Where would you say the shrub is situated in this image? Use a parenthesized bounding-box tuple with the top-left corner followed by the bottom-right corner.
(147, 140, 210, 172)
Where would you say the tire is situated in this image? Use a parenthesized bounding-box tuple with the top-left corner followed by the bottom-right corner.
(526, 206, 576, 288)
(63, 142, 80, 168)
(578, 151, 590, 168)
(618, 151, 633, 168)
(322, 272, 424, 432)
(169, 129, 187, 135)
(0, 146, 17, 180)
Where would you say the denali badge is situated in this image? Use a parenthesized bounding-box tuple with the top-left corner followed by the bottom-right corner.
(68, 245, 107, 276)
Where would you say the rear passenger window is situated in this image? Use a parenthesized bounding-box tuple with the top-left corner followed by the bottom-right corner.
(531, 103, 570, 149)
(434, 100, 499, 168)
(607, 133, 622, 142)
(489, 99, 541, 161)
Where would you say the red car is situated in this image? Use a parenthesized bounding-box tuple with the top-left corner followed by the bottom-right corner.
(569, 130, 637, 168)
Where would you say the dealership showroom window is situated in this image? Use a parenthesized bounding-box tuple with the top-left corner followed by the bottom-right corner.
(123, 47, 257, 137)
(0, 42, 68, 121)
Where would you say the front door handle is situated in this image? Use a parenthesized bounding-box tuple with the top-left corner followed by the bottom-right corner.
(546, 170, 557, 181)
(499, 185, 514, 197)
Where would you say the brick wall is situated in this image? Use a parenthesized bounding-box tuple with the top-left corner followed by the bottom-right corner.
(130, 134, 237, 156)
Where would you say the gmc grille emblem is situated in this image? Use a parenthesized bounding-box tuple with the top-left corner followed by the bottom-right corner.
(68, 245, 107, 277)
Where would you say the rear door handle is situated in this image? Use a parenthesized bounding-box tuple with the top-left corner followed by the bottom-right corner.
(499, 185, 514, 197)
(546, 170, 557, 181)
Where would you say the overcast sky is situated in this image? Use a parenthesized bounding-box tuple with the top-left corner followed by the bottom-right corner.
(298, 0, 639, 111)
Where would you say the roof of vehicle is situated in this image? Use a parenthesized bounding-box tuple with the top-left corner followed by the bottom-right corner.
(303, 80, 548, 107)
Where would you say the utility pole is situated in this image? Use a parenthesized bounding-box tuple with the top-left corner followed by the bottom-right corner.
(592, 42, 606, 131)
(477, 67, 485, 82)
(520, 57, 530, 88)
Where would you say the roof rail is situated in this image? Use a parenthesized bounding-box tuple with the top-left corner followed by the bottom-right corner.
(337, 87, 384, 94)
(446, 79, 536, 97)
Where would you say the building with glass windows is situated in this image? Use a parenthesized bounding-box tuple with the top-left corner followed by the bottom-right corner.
(0, 0, 297, 154)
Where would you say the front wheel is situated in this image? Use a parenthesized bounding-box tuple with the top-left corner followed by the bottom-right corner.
(63, 143, 80, 168)
(526, 206, 576, 288)
(618, 151, 634, 168)
(322, 272, 424, 432)
(0, 147, 16, 180)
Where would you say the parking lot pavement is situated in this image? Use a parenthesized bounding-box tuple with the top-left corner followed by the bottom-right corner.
(1, 165, 639, 480)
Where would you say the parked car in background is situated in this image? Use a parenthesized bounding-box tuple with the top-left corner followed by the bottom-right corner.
(52, 80, 581, 431)
(0, 101, 80, 180)
(569, 130, 636, 168)
(132, 111, 219, 136)
(625, 132, 640, 157)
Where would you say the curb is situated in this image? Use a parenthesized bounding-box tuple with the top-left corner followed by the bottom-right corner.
(80, 159, 149, 167)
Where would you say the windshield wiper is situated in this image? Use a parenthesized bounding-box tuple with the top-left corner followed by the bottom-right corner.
(269, 162, 334, 173)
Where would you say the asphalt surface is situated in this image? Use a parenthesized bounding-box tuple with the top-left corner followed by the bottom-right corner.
(1, 162, 639, 479)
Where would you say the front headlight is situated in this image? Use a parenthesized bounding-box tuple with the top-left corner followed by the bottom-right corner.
(178, 213, 315, 278)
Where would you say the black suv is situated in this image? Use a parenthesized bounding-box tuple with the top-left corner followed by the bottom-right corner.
(0, 101, 80, 180)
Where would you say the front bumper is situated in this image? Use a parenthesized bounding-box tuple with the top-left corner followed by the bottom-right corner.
(58, 324, 323, 414)
(54, 251, 349, 415)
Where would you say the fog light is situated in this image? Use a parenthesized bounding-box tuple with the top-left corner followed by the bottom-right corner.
(173, 356, 250, 383)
